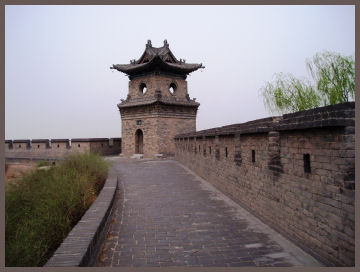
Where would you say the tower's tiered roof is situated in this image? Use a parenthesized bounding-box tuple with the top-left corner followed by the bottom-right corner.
(111, 40, 204, 79)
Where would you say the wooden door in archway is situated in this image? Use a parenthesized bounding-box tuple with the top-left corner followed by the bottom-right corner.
(135, 129, 143, 154)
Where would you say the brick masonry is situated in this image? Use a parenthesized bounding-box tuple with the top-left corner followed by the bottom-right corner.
(119, 74, 198, 157)
(174, 102, 355, 266)
(4, 138, 122, 160)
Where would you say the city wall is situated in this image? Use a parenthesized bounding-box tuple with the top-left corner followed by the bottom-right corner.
(5, 138, 122, 161)
(174, 102, 355, 266)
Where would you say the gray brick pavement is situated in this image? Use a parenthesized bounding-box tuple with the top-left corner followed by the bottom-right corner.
(95, 158, 322, 267)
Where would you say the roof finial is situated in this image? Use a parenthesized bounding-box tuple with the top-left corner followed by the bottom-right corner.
(146, 40, 152, 48)
(164, 39, 169, 48)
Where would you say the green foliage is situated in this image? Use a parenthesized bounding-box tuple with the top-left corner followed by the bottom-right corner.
(306, 52, 355, 105)
(5, 152, 110, 267)
(261, 73, 321, 114)
(260, 51, 355, 114)
(36, 160, 51, 167)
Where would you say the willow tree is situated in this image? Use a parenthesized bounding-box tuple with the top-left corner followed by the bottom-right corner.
(306, 52, 355, 105)
(261, 73, 320, 114)
(260, 51, 355, 114)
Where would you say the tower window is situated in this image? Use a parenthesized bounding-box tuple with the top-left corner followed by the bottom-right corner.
(139, 83, 147, 94)
(78, 144, 81, 147)
(252, 150, 255, 162)
(304, 154, 311, 173)
(57, 144, 59, 148)
(225, 147, 228, 158)
(209, 146, 211, 154)
(136, 120, 142, 125)
(18, 144, 21, 148)
(169, 83, 177, 94)
(38, 145, 40, 148)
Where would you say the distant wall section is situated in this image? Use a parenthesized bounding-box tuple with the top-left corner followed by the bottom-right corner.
(5, 138, 122, 161)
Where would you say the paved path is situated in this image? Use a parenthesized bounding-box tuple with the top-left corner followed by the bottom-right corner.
(96, 158, 322, 267)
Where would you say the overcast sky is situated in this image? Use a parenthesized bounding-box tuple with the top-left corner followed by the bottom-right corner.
(5, 5, 355, 140)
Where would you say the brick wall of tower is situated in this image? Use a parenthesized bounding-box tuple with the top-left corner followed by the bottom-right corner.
(121, 116, 159, 157)
(156, 116, 196, 156)
(120, 74, 198, 157)
(120, 103, 197, 157)
(128, 74, 188, 100)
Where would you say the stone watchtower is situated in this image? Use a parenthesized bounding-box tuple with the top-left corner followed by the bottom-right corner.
(111, 40, 204, 157)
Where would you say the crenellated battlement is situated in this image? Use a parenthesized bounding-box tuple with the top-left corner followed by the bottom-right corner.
(5, 137, 122, 161)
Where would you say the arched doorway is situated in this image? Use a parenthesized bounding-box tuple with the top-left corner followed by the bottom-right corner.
(135, 129, 143, 154)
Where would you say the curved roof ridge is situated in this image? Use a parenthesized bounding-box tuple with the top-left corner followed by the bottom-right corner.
(111, 40, 204, 78)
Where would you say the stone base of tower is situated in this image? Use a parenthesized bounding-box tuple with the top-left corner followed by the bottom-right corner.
(121, 115, 196, 158)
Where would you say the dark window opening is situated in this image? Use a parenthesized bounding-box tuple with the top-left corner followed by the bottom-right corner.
(169, 83, 177, 94)
(225, 147, 228, 158)
(139, 83, 147, 94)
(199, 145, 200, 152)
(37, 145, 40, 148)
(304, 154, 311, 173)
(57, 144, 59, 148)
(78, 144, 80, 147)
(252, 150, 255, 162)
(136, 120, 142, 125)
(19, 144, 21, 148)
(101, 144, 104, 147)
(209, 146, 211, 154)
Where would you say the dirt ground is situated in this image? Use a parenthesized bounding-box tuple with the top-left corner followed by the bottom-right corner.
(5, 162, 37, 187)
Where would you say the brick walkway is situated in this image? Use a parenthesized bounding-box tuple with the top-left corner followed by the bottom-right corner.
(95, 158, 321, 267)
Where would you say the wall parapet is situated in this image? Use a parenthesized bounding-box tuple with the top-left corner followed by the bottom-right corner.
(175, 102, 355, 139)
(5, 137, 122, 160)
(174, 102, 355, 266)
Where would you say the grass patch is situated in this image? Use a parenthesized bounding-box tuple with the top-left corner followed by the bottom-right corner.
(36, 160, 51, 167)
(5, 152, 111, 267)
